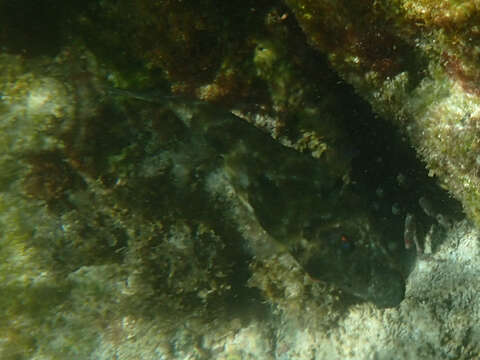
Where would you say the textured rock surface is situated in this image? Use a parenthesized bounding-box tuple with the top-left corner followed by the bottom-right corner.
(285, 0, 480, 228)
(85, 220, 480, 360)
(1, 1, 479, 359)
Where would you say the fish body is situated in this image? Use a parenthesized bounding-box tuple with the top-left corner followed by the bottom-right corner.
(109, 86, 406, 308)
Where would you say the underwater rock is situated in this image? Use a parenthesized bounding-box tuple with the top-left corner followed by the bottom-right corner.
(0, 49, 413, 358)
(284, 0, 480, 229)
(2, 0, 479, 357)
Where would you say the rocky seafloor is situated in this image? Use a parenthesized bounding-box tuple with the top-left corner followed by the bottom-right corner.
(1, 0, 480, 359)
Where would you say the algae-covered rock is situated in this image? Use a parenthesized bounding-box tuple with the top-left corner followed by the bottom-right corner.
(0, 46, 420, 358)
(2, 0, 480, 358)
(284, 0, 480, 229)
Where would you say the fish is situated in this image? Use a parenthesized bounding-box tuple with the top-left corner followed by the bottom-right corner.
(108, 86, 406, 308)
